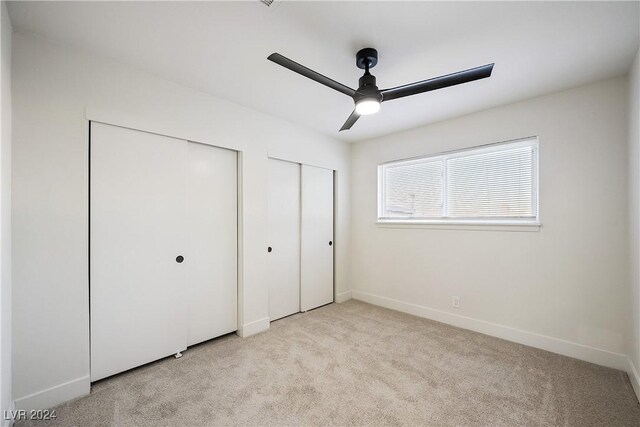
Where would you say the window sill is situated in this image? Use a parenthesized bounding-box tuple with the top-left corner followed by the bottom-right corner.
(376, 220, 541, 232)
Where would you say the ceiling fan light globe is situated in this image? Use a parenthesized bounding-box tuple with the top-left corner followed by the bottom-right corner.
(355, 99, 381, 115)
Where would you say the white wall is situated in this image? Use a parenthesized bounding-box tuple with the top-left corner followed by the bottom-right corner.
(628, 48, 640, 396)
(0, 1, 12, 423)
(11, 33, 350, 410)
(350, 78, 630, 369)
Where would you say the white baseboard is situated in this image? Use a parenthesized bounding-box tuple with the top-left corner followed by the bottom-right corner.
(352, 290, 629, 371)
(335, 290, 352, 303)
(13, 376, 89, 412)
(626, 357, 640, 401)
(238, 317, 270, 338)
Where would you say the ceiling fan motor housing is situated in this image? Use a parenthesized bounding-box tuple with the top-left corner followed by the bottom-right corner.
(355, 74, 382, 103)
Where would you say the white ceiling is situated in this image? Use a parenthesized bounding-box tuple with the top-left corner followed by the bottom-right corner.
(7, 1, 640, 142)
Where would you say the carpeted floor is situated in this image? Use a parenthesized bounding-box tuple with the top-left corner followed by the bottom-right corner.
(16, 300, 639, 426)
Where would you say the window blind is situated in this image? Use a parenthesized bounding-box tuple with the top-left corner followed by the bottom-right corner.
(447, 146, 535, 218)
(384, 160, 443, 218)
(378, 138, 538, 224)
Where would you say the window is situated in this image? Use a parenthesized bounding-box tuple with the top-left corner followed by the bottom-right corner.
(378, 137, 538, 225)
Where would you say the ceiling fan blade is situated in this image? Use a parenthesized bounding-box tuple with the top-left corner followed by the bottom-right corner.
(339, 110, 360, 131)
(381, 63, 494, 102)
(268, 53, 356, 98)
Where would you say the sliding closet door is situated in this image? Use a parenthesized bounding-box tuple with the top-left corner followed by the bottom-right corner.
(186, 142, 237, 346)
(90, 122, 187, 381)
(267, 159, 301, 321)
(300, 165, 334, 311)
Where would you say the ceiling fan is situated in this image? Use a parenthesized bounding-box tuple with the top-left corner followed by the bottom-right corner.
(268, 48, 494, 131)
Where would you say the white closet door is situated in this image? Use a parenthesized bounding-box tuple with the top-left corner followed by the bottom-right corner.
(90, 123, 187, 381)
(186, 142, 237, 346)
(267, 159, 301, 321)
(301, 165, 334, 311)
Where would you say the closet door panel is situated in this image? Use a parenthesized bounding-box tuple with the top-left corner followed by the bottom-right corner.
(186, 142, 237, 346)
(300, 165, 334, 311)
(267, 159, 301, 321)
(90, 122, 187, 381)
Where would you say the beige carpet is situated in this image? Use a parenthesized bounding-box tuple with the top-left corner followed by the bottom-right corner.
(16, 300, 639, 426)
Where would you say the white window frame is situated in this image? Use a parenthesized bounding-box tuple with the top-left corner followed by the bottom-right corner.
(377, 137, 540, 228)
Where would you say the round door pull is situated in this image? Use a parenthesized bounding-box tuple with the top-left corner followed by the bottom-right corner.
(176, 256, 184, 263)
(329, 241, 333, 246)
(267, 247, 273, 253)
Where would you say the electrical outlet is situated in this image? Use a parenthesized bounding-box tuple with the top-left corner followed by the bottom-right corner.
(452, 296, 460, 308)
